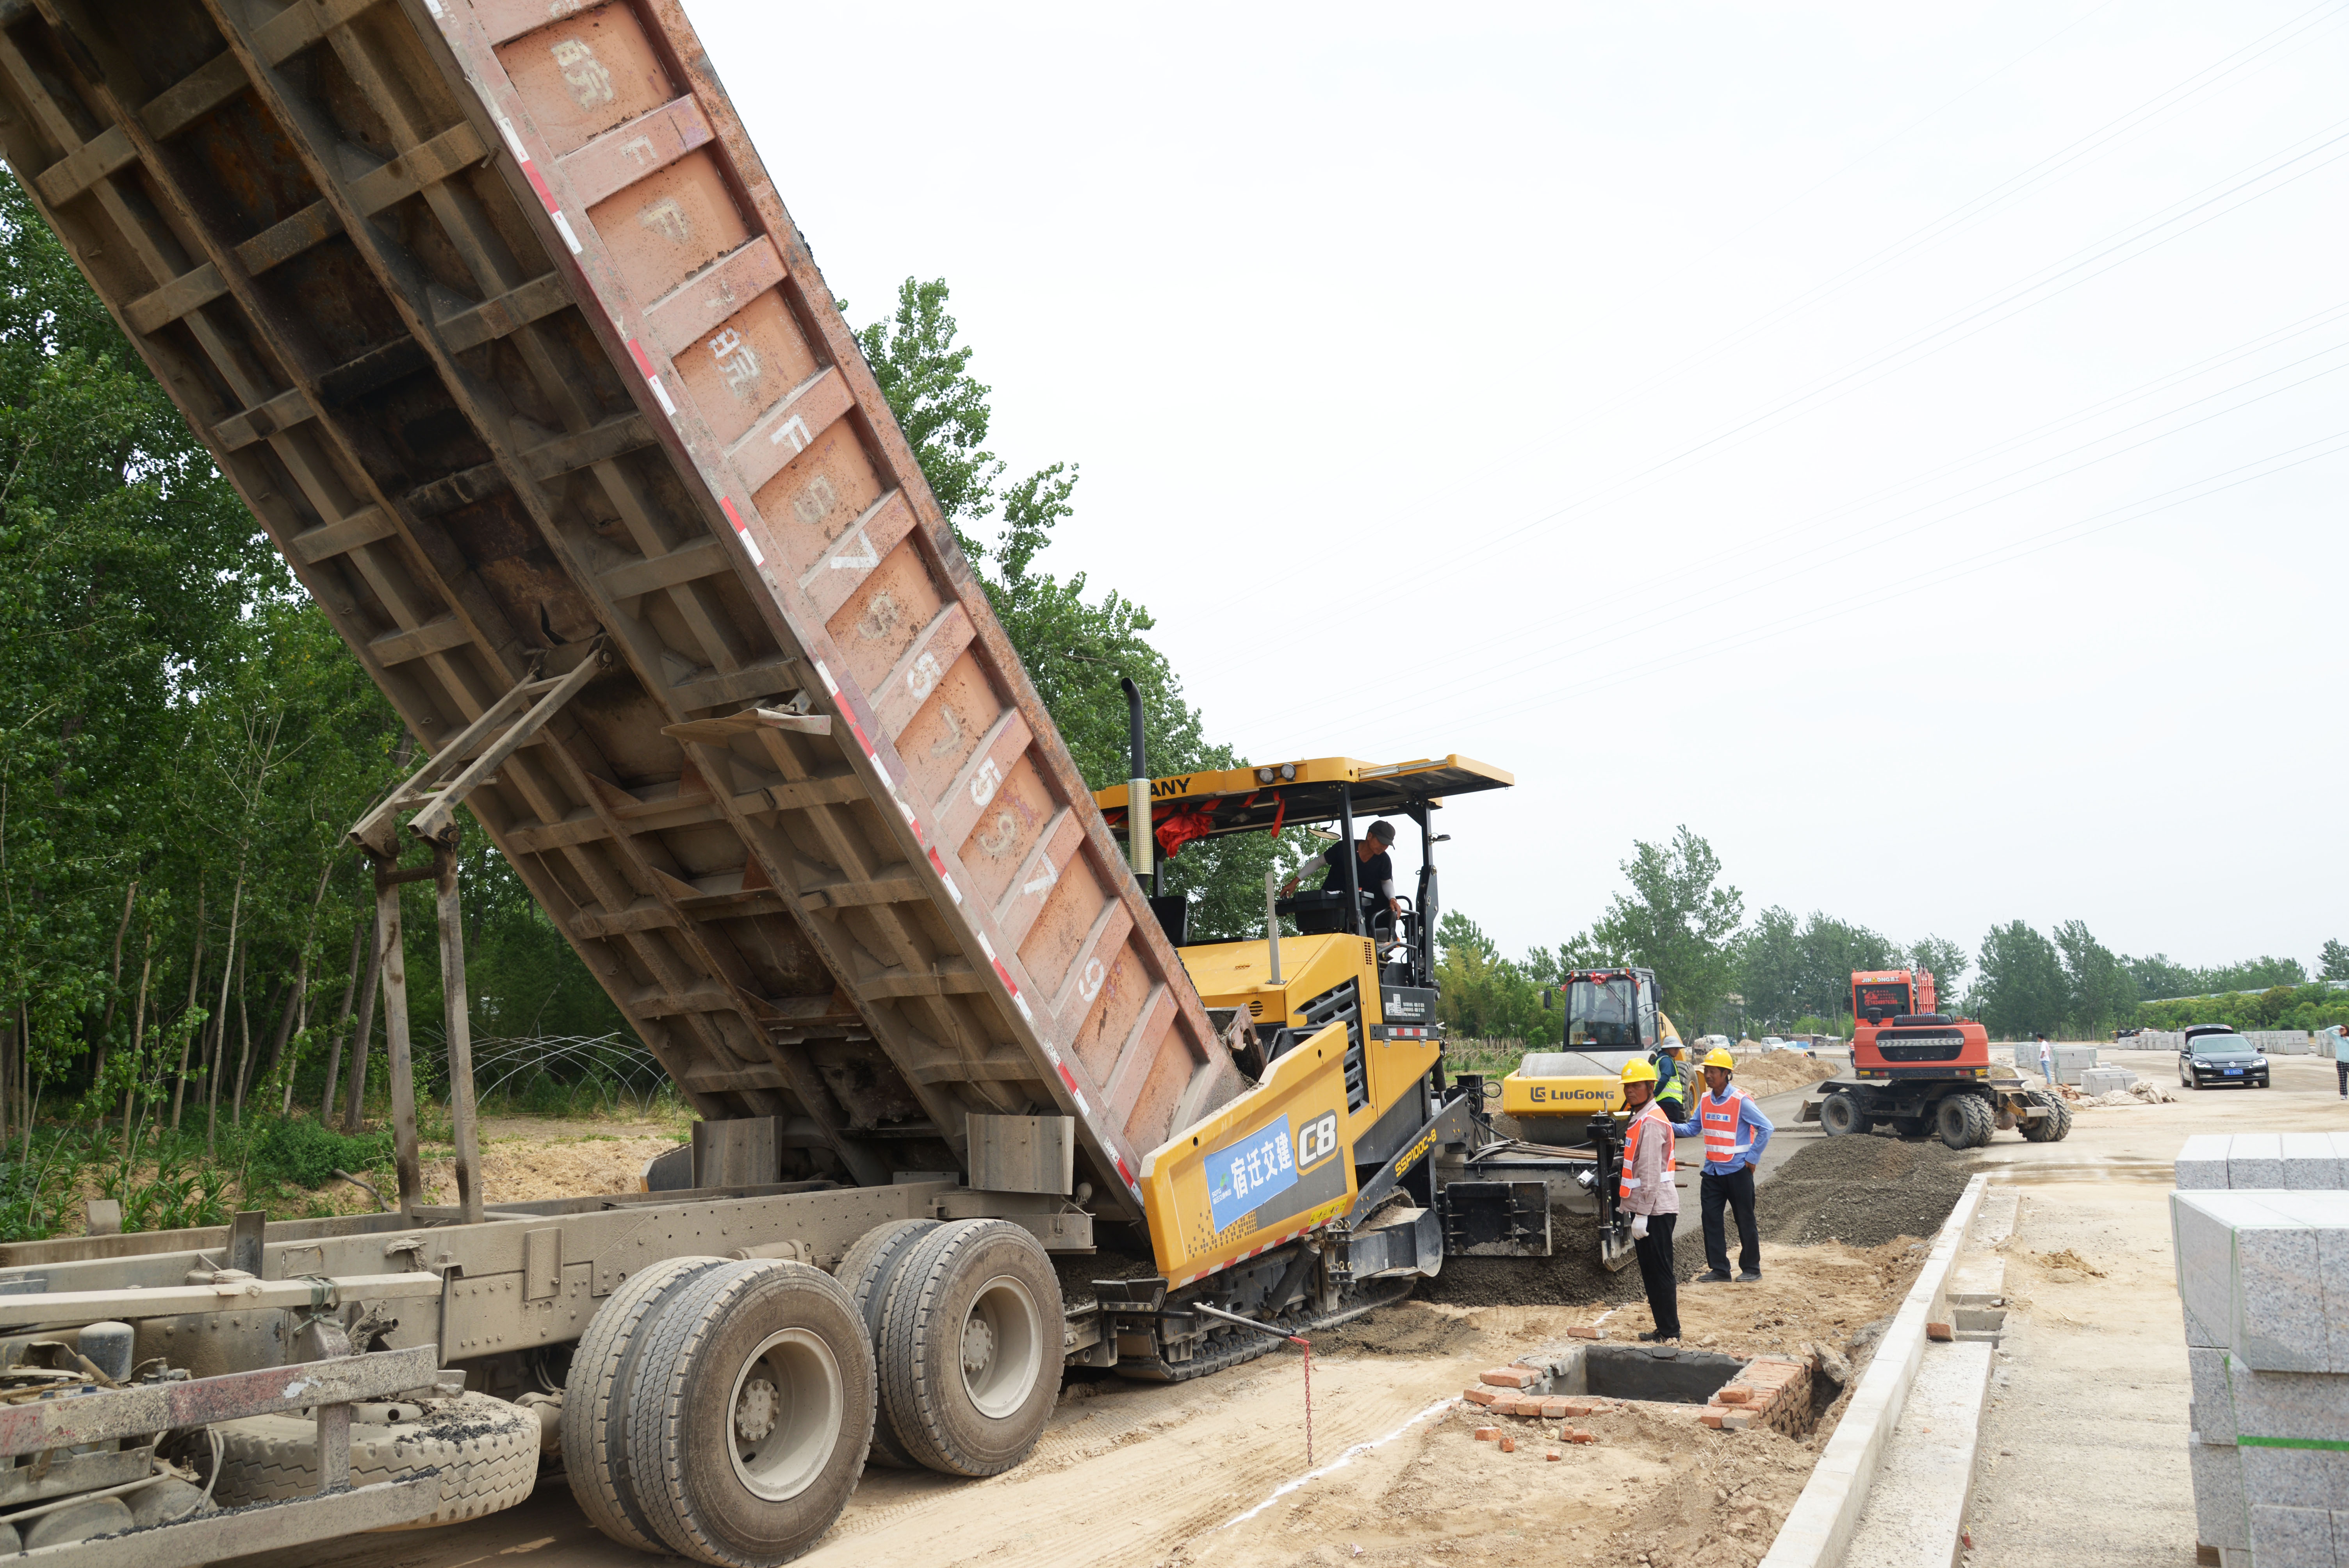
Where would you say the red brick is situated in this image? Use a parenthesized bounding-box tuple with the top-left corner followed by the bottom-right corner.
(1927, 1322, 1953, 1343)
(1716, 1387, 1752, 1404)
(1463, 1386, 1499, 1407)
(1499, 1434, 1517, 1454)
(1546, 1450, 1562, 1462)
(1566, 1429, 1595, 1444)
(1481, 1368, 1538, 1389)
(1474, 1426, 1501, 1442)
(1558, 1399, 1598, 1417)
(1568, 1326, 1602, 1340)
(1699, 1411, 1725, 1429)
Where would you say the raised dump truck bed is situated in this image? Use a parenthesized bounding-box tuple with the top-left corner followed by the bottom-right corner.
(0, 0, 1239, 1219)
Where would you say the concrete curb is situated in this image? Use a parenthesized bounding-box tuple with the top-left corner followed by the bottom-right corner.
(1757, 1172, 1993, 1568)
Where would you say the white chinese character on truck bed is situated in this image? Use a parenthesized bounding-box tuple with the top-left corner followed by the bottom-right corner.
(549, 39, 613, 107)
(709, 328, 761, 397)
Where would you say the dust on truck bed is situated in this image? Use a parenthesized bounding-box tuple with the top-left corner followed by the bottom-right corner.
(0, 0, 1242, 1215)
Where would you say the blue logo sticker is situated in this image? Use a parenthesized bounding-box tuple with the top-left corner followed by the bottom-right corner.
(1206, 1114, 1297, 1234)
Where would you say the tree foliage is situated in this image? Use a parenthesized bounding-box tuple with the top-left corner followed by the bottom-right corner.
(1568, 827, 1744, 1032)
(0, 171, 629, 1165)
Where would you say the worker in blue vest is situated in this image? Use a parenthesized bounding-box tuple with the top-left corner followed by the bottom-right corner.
(1670, 1046, 1773, 1283)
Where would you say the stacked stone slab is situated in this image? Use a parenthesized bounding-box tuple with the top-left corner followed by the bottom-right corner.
(2171, 1176, 2349, 1567)
(2008, 1044, 2101, 1084)
(2079, 1066, 2140, 1095)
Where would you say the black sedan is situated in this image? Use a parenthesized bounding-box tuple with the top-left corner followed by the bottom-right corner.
(2180, 1033, 2271, 1090)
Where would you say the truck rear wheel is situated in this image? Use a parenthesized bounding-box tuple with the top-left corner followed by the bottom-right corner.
(833, 1219, 941, 1470)
(877, 1219, 1062, 1477)
(627, 1260, 873, 1567)
(1936, 1094, 1992, 1150)
(566, 1255, 735, 1552)
(1818, 1093, 1864, 1137)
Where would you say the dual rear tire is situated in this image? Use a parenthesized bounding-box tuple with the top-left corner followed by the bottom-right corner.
(566, 1220, 1062, 1564)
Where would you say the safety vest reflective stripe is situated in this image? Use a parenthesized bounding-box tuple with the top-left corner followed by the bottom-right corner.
(1618, 1105, 1674, 1203)
(1701, 1089, 1752, 1164)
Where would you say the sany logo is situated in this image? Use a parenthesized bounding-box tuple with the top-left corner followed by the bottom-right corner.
(1296, 1111, 1339, 1168)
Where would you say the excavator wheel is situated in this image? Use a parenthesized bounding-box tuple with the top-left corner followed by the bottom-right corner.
(2019, 1090, 2066, 1143)
(1936, 1094, 1993, 1151)
(1817, 1093, 1864, 1137)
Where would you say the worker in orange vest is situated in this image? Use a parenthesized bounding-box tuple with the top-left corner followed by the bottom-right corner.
(1672, 1046, 1773, 1283)
(1617, 1057, 1681, 1343)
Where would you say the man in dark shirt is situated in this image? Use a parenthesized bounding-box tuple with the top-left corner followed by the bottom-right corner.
(1283, 820, 1400, 926)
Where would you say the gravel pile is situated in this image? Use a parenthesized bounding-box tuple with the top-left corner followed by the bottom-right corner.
(1754, 1134, 1978, 1247)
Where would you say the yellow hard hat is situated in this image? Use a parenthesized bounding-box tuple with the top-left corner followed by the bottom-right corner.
(1704, 1047, 1736, 1070)
(1620, 1058, 1659, 1085)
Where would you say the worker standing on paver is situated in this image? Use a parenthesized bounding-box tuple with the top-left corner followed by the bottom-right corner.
(1617, 1058, 1681, 1343)
(2331, 1023, 2349, 1099)
(2035, 1033, 2054, 1087)
(1673, 1046, 1773, 1284)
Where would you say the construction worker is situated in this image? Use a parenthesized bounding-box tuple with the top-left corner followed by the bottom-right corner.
(1281, 819, 1401, 927)
(1672, 1046, 1773, 1283)
(1617, 1058, 1681, 1343)
(2331, 1023, 2349, 1099)
(1651, 1028, 1693, 1123)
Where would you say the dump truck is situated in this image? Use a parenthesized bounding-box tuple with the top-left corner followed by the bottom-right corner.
(1798, 969, 2073, 1149)
(0, 2, 1577, 1562)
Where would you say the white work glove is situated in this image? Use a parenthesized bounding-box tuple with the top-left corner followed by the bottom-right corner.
(1630, 1213, 1649, 1240)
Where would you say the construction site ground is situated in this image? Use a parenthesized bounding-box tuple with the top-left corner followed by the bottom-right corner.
(214, 1048, 2306, 1568)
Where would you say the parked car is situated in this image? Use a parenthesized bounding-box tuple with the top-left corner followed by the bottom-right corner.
(2179, 1026, 2271, 1090)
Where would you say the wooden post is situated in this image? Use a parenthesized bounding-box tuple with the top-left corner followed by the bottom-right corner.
(433, 845, 483, 1226)
(373, 863, 422, 1220)
(343, 906, 383, 1134)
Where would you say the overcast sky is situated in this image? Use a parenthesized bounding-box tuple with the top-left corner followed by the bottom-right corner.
(693, 1, 2347, 981)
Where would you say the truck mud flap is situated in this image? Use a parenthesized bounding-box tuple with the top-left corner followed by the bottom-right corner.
(1439, 1180, 1552, 1257)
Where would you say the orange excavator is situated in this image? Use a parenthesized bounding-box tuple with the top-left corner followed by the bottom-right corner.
(1802, 969, 2073, 1149)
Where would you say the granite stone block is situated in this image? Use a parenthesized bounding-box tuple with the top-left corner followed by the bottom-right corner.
(2248, 1504, 2338, 1568)
(2178, 1135, 2234, 1191)
(2190, 1348, 2237, 1444)
(2225, 1356, 2349, 1446)
(2229, 1134, 2285, 1192)
(2190, 1438, 2249, 1552)
(2281, 1133, 2344, 1192)
(2238, 1442, 2349, 1511)
(2172, 1192, 2349, 1372)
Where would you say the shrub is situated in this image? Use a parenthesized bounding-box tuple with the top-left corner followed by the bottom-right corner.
(248, 1117, 389, 1190)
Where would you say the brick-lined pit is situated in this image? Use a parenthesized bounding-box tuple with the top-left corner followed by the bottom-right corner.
(1462, 1339, 1828, 1438)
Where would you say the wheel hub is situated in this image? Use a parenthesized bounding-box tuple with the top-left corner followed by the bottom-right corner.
(961, 1313, 996, 1377)
(734, 1376, 778, 1443)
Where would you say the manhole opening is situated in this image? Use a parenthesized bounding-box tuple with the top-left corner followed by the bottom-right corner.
(1563, 1346, 1749, 1406)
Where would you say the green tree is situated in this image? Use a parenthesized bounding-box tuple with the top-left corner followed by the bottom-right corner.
(1971, 921, 2069, 1037)
(1583, 827, 1744, 1031)
(854, 278, 1307, 939)
(1433, 912, 1552, 1043)
(2052, 919, 2133, 1035)
(2319, 939, 2348, 982)
(1907, 935, 1968, 1003)
(1735, 907, 1803, 1028)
